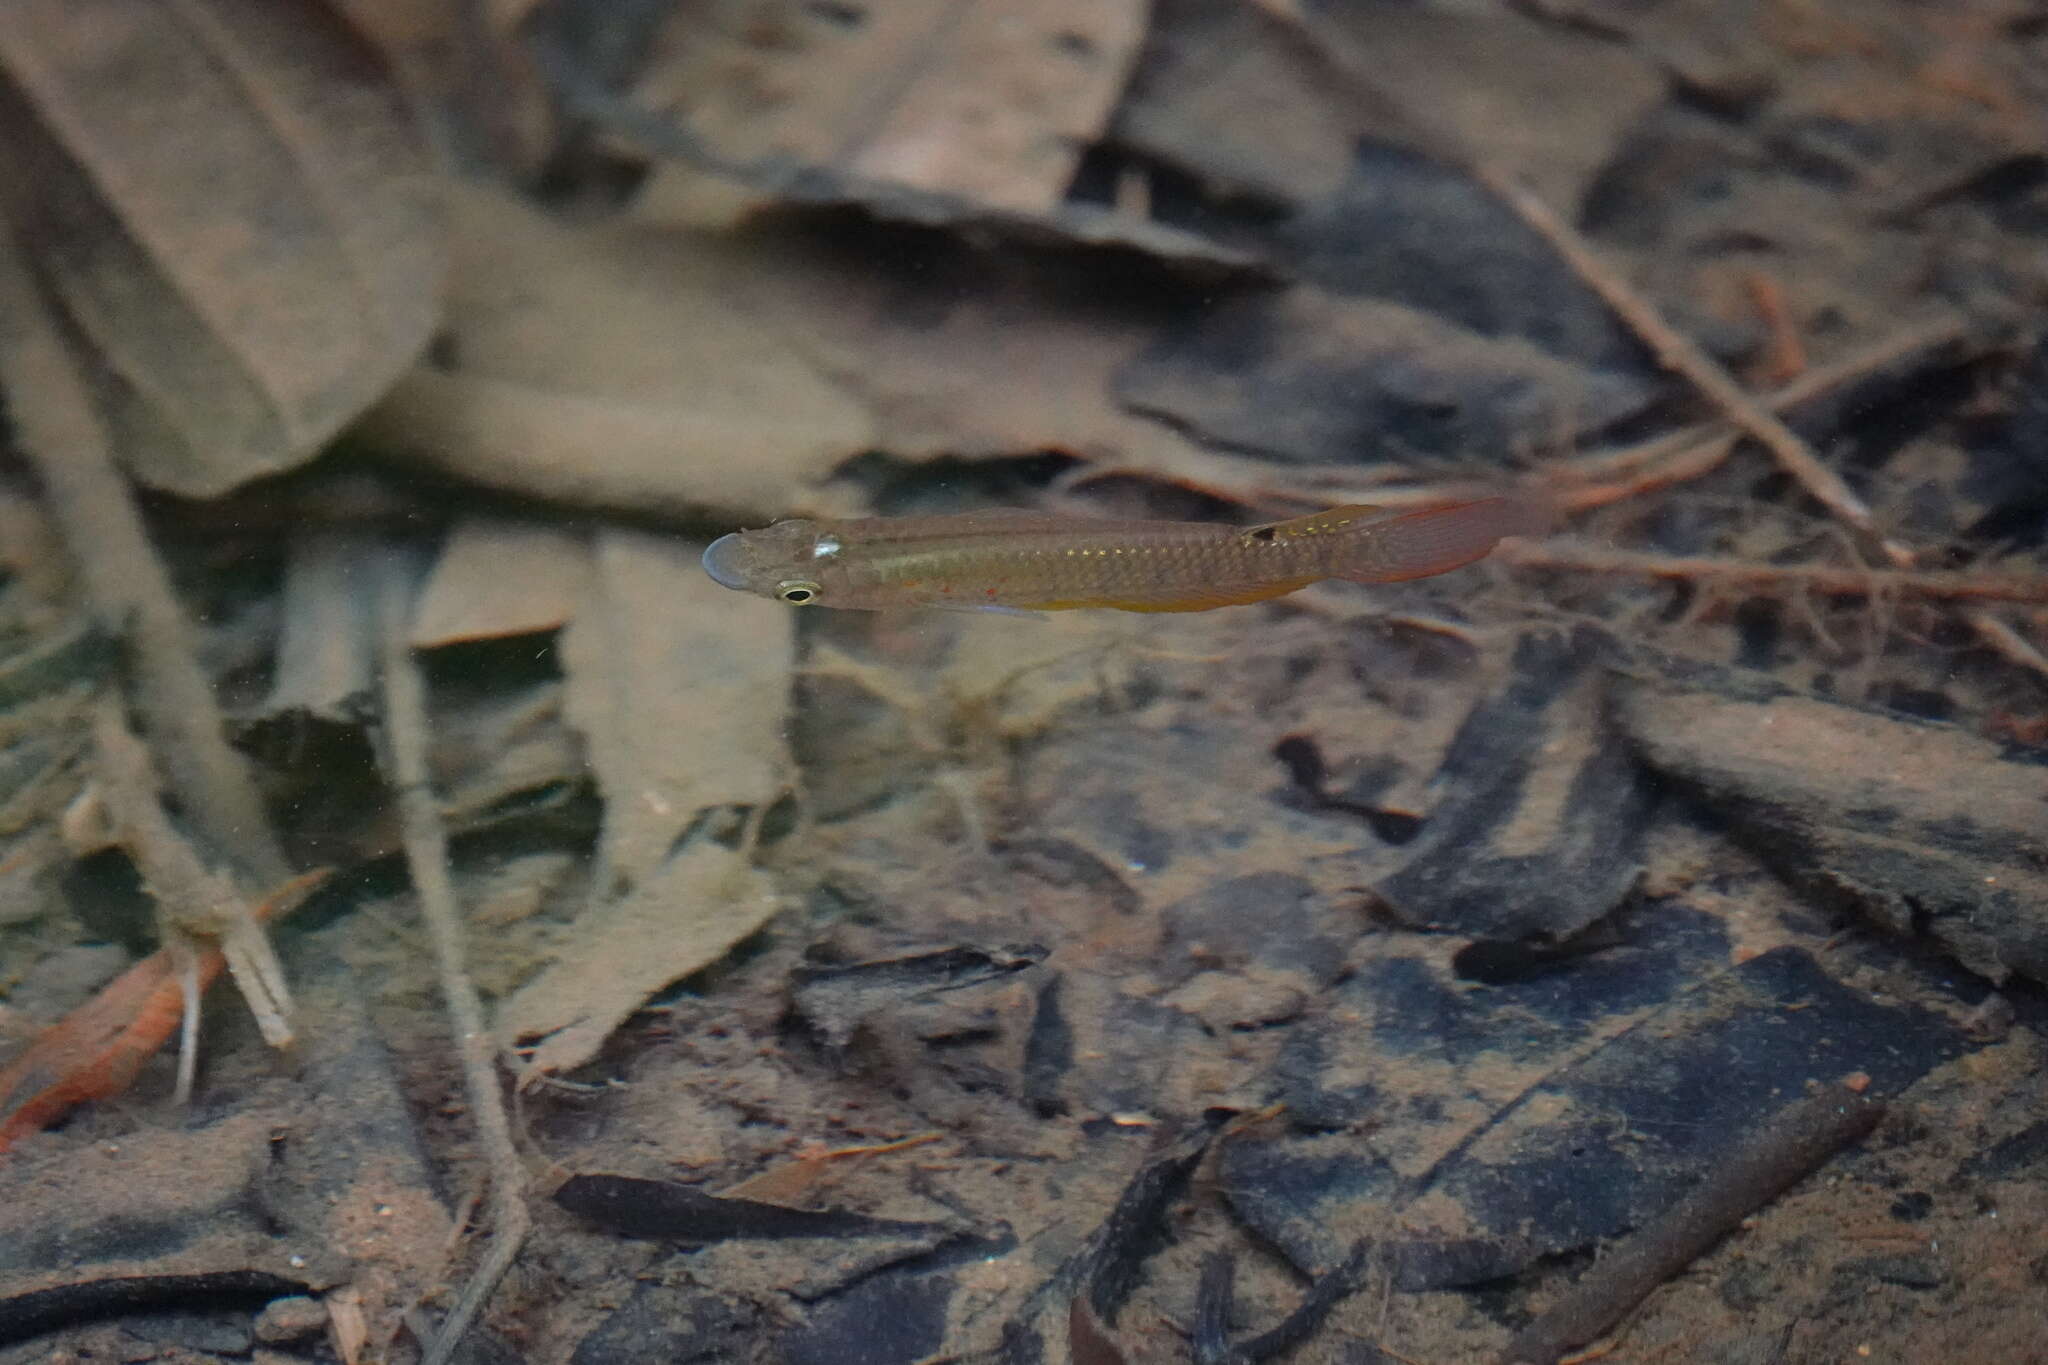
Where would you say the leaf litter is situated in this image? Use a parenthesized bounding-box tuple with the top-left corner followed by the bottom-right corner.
(2, 0, 2048, 1363)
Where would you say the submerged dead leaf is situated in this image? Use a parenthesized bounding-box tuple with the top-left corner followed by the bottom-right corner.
(562, 527, 791, 891)
(0, 0, 443, 496)
(630, 0, 1151, 215)
(493, 526, 793, 1079)
(410, 515, 591, 649)
(356, 185, 873, 520)
(498, 841, 780, 1081)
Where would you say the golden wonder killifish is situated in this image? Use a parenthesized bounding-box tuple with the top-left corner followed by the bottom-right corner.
(700, 496, 1543, 613)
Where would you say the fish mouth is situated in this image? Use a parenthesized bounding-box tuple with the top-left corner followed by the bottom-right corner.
(701, 533, 750, 591)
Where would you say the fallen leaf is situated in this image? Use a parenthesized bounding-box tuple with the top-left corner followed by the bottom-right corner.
(354, 184, 873, 520)
(409, 516, 591, 648)
(0, 0, 443, 495)
(492, 524, 793, 1080)
(630, 0, 1151, 216)
(562, 526, 791, 890)
(497, 840, 781, 1080)
(734, 228, 1260, 490)
(1117, 287, 1653, 467)
(0, 868, 328, 1154)
(262, 528, 382, 723)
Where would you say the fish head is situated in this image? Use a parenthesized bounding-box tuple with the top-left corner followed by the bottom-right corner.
(702, 519, 836, 605)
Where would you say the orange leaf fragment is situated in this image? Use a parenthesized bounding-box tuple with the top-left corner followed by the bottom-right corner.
(0, 867, 329, 1155)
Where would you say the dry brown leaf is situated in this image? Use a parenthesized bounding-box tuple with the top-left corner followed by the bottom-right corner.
(492, 524, 792, 1077)
(0, 0, 443, 496)
(562, 527, 791, 891)
(1121, 1, 1659, 215)
(632, 0, 1151, 215)
(410, 516, 591, 649)
(731, 231, 1264, 491)
(355, 185, 873, 520)
(497, 840, 780, 1081)
(263, 528, 381, 724)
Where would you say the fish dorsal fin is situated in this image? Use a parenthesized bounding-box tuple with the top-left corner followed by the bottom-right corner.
(1240, 505, 1386, 544)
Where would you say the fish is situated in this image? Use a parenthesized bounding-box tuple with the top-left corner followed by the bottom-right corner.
(700, 496, 1544, 613)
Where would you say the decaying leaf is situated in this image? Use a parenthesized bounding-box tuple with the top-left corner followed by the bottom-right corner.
(493, 525, 793, 1079)
(732, 229, 1257, 489)
(628, 0, 1152, 216)
(0, 0, 443, 496)
(1118, 0, 1660, 216)
(354, 185, 874, 520)
(562, 527, 791, 890)
(410, 515, 591, 649)
(497, 840, 781, 1080)
(1117, 287, 1652, 467)
(262, 528, 382, 724)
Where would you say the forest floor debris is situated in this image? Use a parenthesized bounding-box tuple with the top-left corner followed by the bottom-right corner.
(2, 0, 2047, 1362)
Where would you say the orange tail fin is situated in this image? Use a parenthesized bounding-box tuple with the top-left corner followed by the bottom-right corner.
(1337, 494, 1550, 583)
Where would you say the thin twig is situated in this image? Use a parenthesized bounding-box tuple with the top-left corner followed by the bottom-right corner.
(92, 697, 295, 1055)
(1554, 315, 1969, 486)
(1964, 610, 2048, 682)
(1500, 540, 2048, 605)
(1468, 167, 1918, 569)
(1498, 1086, 1883, 1365)
(373, 549, 529, 1365)
(0, 221, 289, 886)
(0, 865, 327, 1153)
(1262, 6, 1929, 569)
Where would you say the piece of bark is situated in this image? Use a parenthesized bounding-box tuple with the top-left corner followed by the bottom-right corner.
(0, 0, 442, 496)
(791, 945, 1048, 1054)
(1221, 946, 1961, 1284)
(1372, 629, 1655, 942)
(1613, 662, 2048, 986)
(554, 1173, 949, 1246)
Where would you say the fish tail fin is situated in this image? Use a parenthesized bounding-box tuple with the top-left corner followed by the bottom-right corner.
(1335, 494, 1550, 584)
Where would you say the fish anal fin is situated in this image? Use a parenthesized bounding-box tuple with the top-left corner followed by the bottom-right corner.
(1028, 577, 1321, 613)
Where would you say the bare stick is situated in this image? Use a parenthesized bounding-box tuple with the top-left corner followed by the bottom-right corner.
(1468, 169, 1916, 568)
(0, 221, 288, 886)
(1500, 539, 2048, 606)
(1555, 315, 1970, 486)
(373, 550, 529, 1365)
(1964, 610, 2048, 682)
(1499, 1086, 1883, 1365)
(92, 697, 295, 1052)
(1264, 5, 1913, 563)
(1059, 314, 1970, 527)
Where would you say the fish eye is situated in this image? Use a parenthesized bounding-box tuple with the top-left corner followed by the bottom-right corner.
(775, 580, 822, 605)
